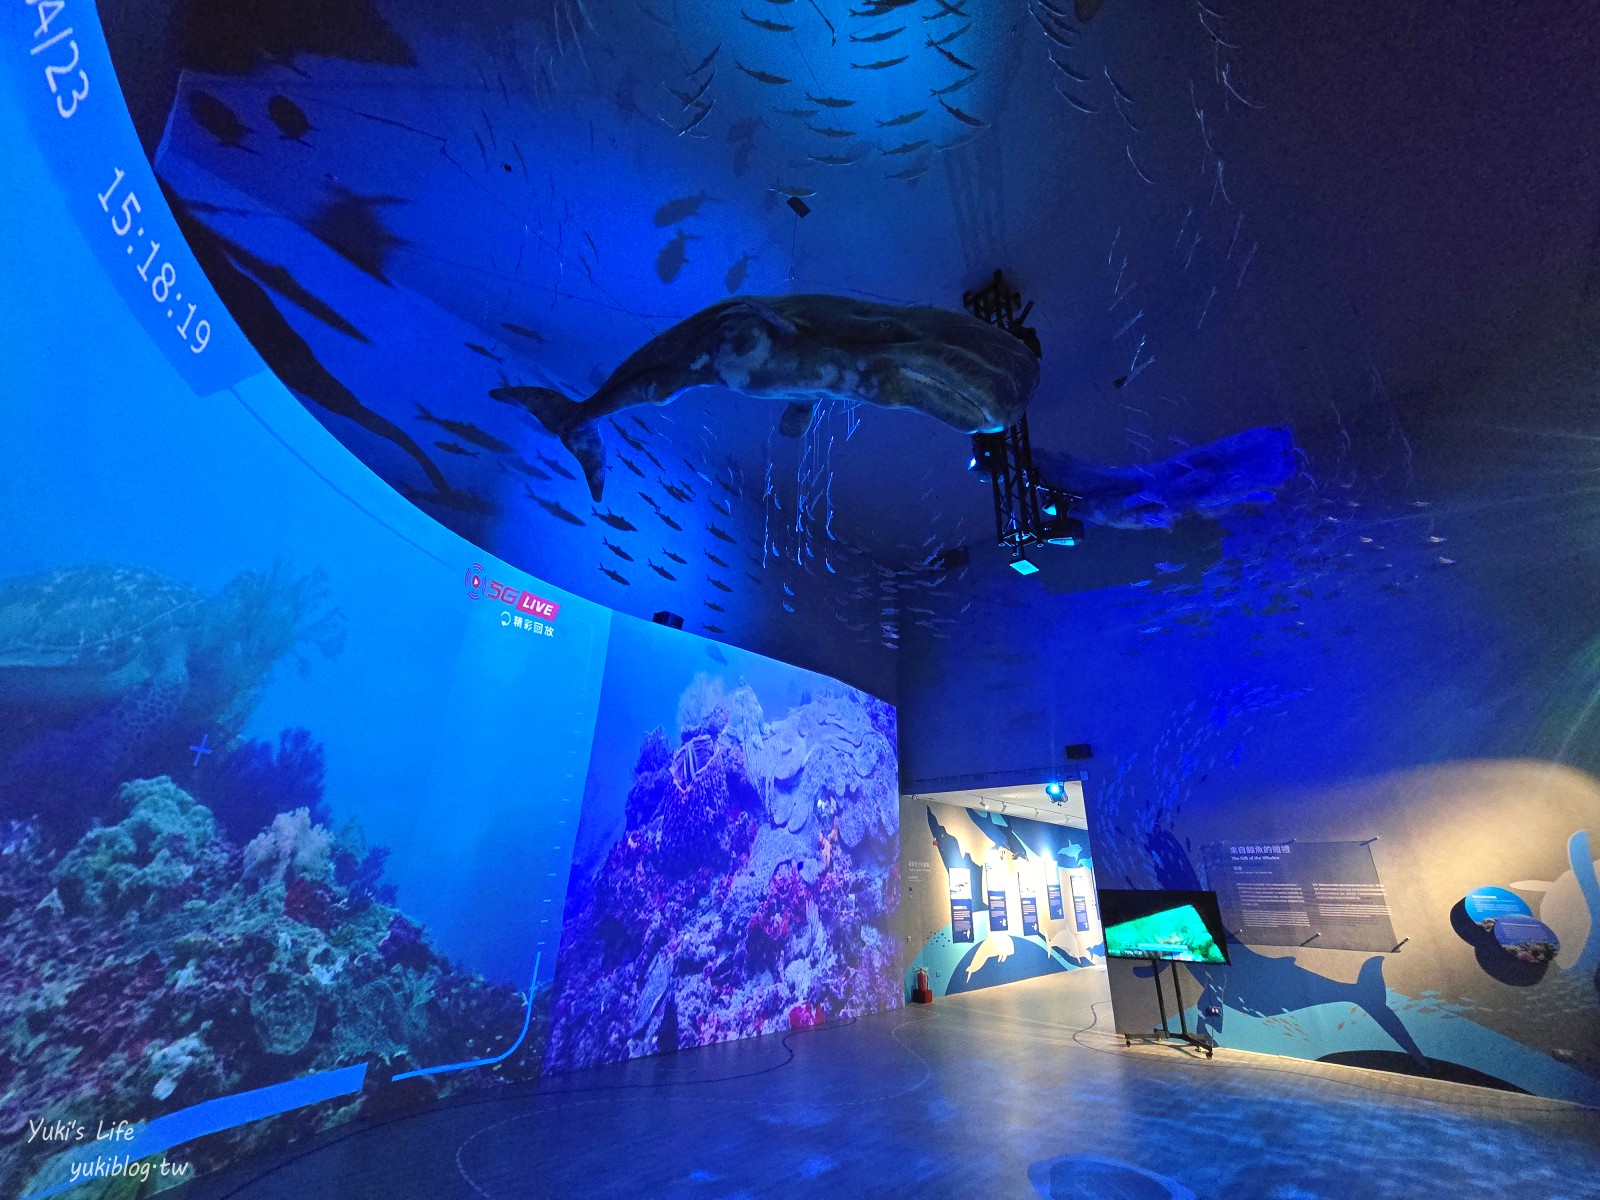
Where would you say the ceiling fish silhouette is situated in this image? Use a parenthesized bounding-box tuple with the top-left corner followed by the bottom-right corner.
(1035, 426, 1297, 530)
(415, 404, 513, 453)
(266, 94, 313, 143)
(187, 90, 254, 151)
(656, 229, 696, 283)
(725, 251, 755, 293)
(491, 296, 1040, 501)
(653, 192, 715, 226)
(168, 193, 446, 492)
(307, 185, 407, 285)
(197, 227, 366, 341)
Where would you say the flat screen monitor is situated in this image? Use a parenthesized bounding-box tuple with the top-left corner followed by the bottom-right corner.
(1098, 889, 1230, 964)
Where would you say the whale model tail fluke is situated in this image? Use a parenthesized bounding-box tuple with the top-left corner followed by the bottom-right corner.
(492, 385, 608, 500)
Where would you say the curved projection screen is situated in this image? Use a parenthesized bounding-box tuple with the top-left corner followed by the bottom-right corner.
(1, 22, 899, 1198)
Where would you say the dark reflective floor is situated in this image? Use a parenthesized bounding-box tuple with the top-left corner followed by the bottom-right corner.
(180, 970, 1600, 1199)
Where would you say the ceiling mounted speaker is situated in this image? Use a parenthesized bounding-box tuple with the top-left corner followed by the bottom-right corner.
(1064, 743, 1093, 760)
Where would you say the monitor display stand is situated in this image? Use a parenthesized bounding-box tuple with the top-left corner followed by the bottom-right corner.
(1123, 952, 1214, 1058)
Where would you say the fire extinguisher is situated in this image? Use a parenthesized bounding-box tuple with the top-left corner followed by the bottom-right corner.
(912, 967, 933, 1005)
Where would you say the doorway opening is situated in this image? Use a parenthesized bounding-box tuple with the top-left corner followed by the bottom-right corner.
(899, 783, 1105, 1002)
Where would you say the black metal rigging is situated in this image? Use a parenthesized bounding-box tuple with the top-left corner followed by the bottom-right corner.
(961, 270, 1082, 571)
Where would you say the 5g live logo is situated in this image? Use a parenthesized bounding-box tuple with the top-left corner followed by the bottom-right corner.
(464, 563, 560, 621)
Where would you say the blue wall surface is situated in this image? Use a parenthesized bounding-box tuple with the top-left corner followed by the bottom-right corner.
(898, 330, 1600, 1103)
(0, 22, 899, 1197)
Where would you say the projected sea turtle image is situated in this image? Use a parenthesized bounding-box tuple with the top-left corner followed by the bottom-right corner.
(0, 562, 345, 837)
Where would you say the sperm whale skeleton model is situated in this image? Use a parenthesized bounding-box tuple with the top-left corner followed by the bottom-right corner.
(492, 294, 1294, 525)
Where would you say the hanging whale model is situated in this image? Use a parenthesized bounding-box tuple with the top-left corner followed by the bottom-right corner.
(490, 295, 1041, 501)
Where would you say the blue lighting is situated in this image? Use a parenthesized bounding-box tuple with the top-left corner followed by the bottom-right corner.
(1011, 556, 1040, 576)
(1045, 782, 1065, 800)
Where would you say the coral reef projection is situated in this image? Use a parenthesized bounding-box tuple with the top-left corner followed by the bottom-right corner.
(546, 676, 900, 1070)
(0, 777, 536, 1198)
(0, 557, 547, 1196)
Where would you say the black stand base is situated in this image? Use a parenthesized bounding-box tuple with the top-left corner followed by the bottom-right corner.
(1123, 1030, 1213, 1057)
(1121, 954, 1213, 1058)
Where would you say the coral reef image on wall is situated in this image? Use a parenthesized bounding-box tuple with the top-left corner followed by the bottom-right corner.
(0, 547, 594, 1198)
(0, 100, 625, 1188)
(0, 775, 539, 1196)
(547, 621, 901, 1070)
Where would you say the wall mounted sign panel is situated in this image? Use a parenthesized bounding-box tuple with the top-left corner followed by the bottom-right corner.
(1203, 840, 1397, 952)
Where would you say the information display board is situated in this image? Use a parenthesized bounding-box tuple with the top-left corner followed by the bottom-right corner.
(1069, 874, 1091, 932)
(950, 868, 975, 943)
(1020, 892, 1040, 935)
(987, 883, 1010, 932)
(1203, 840, 1397, 951)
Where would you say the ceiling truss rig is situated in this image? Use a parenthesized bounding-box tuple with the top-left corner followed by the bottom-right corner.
(963, 270, 1083, 575)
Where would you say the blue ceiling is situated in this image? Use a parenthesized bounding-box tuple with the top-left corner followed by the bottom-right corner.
(109, 0, 1600, 687)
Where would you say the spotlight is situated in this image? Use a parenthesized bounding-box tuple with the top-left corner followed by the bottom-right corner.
(1009, 552, 1040, 576)
(969, 431, 1005, 478)
(1043, 515, 1083, 547)
(1036, 489, 1081, 545)
(1044, 781, 1065, 801)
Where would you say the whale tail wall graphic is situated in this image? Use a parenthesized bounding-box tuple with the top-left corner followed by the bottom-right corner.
(1192, 945, 1427, 1066)
(1348, 954, 1425, 1063)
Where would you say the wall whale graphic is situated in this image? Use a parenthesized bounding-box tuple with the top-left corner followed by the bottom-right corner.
(1187, 945, 1426, 1065)
(491, 295, 1041, 500)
